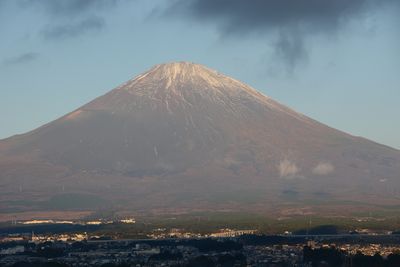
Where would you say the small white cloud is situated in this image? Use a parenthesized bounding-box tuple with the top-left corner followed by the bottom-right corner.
(278, 159, 299, 177)
(312, 162, 334, 175)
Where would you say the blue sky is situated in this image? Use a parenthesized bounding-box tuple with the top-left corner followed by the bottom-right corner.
(0, 0, 399, 149)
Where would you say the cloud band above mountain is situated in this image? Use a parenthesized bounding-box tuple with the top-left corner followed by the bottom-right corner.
(164, 0, 399, 71)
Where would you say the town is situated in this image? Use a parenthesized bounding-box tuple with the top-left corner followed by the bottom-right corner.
(2, 229, 400, 266)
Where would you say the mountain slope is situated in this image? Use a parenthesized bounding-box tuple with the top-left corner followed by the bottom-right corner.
(1, 62, 399, 216)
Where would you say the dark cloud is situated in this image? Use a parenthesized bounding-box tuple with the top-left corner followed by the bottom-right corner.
(274, 31, 308, 73)
(3, 52, 38, 66)
(17, 0, 119, 40)
(165, 0, 397, 71)
(20, 0, 118, 17)
(42, 17, 105, 40)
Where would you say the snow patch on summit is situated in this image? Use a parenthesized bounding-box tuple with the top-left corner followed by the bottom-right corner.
(98, 62, 315, 127)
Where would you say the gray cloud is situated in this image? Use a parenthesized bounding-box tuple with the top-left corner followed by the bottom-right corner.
(165, 0, 398, 71)
(3, 52, 38, 66)
(274, 30, 308, 73)
(17, 0, 120, 40)
(20, 0, 118, 17)
(42, 17, 105, 40)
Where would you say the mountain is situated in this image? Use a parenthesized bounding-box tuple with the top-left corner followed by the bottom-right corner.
(1, 62, 399, 217)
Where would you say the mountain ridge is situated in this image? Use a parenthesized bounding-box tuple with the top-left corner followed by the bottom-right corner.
(0, 62, 399, 217)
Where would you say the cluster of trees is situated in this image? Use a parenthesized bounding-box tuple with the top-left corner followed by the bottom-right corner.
(148, 251, 183, 261)
(351, 252, 400, 267)
(303, 246, 400, 267)
(239, 234, 306, 245)
(182, 239, 242, 252)
(186, 253, 246, 267)
(10, 262, 69, 267)
(303, 246, 344, 266)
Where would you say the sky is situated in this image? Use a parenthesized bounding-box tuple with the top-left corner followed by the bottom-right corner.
(0, 0, 399, 149)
